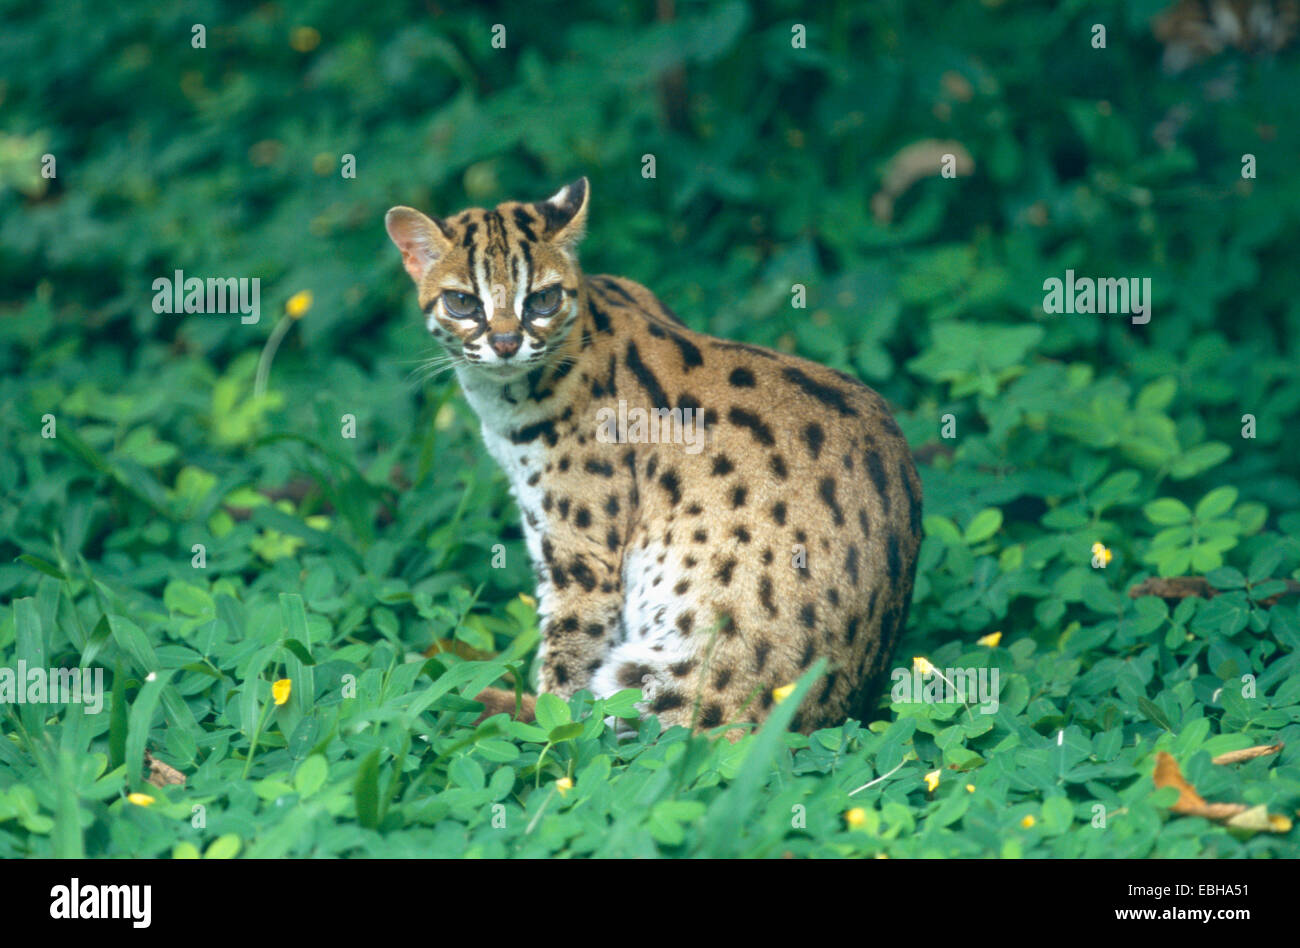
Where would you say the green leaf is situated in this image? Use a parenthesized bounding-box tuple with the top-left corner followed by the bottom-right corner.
(1205, 567, 1245, 590)
(1144, 498, 1192, 526)
(204, 834, 241, 859)
(602, 688, 643, 719)
(108, 665, 127, 770)
(533, 693, 571, 732)
(1195, 486, 1238, 521)
(964, 508, 1003, 544)
(547, 722, 584, 743)
(17, 554, 66, 580)
(1136, 697, 1173, 732)
(355, 749, 382, 829)
(14, 598, 46, 735)
(125, 671, 172, 791)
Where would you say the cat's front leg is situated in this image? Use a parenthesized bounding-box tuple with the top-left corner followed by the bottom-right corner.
(533, 555, 625, 701)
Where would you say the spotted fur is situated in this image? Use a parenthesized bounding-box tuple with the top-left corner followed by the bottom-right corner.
(386, 178, 922, 736)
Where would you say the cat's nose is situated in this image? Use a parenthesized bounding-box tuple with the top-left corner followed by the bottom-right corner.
(489, 332, 521, 358)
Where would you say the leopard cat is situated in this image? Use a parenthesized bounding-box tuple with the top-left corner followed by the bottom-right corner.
(385, 178, 921, 736)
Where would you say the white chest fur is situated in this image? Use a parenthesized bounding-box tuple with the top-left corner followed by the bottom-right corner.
(456, 370, 555, 608)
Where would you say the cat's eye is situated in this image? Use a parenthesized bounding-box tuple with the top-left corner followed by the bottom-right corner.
(526, 286, 563, 318)
(442, 291, 481, 319)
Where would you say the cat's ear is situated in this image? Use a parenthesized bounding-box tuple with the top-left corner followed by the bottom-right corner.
(385, 206, 452, 284)
(532, 177, 589, 250)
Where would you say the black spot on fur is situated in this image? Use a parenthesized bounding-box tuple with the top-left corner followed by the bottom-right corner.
(818, 672, 839, 706)
(589, 300, 613, 334)
(865, 453, 891, 516)
(728, 366, 756, 387)
(651, 691, 685, 713)
(772, 502, 787, 526)
(510, 418, 558, 446)
(783, 366, 858, 417)
(659, 468, 682, 506)
(900, 459, 921, 538)
(798, 638, 816, 668)
(715, 557, 737, 586)
(668, 332, 704, 370)
(699, 703, 724, 728)
(818, 477, 845, 525)
(727, 407, 775, 446)
(711, 455, 734, 477)
(618, 663, 652, 688)
(569, 556, 597, 592)
(802, 423, 825, 460)
(626, 340, 669, 409)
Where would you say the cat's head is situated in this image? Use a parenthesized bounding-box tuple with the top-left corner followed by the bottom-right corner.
(385, 178, 588, 381)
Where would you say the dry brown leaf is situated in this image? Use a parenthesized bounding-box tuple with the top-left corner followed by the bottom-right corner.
(1212, 742, 1284, 765)
(1153, 751, 1281, 827)
(1128, 575, 1300, 606)
(871, 140, 974, 223)
(1153, 750, 1210, 814)
(144, 750, 186, 788)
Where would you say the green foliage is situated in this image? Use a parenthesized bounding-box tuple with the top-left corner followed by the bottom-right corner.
(1, 0, 1298, 857)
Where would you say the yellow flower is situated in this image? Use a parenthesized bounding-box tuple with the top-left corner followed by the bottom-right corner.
(285, 290, 313, 319)
(290, 26, 321, 53)
(1021, 814, 1036, 828)
(913, 656, 934, 675)
(127, 793, 155, 807)
(924, 770, 940, 792)
(1091, 542, 1113, 565)
(965, 784, 976, 793)
(977, 631, 1002, 647)
(772, 683, 796, 704)
(272, 678, 292, 706)
(845, 807, 867, 827)
(556, 777, 573, 797)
